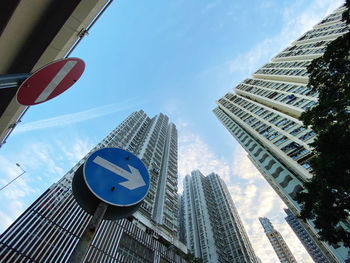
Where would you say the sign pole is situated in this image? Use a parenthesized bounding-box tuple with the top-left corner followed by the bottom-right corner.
(68, 201, 109, 263)
(70, 147, 150, 260)
(0, 73, 31, 90)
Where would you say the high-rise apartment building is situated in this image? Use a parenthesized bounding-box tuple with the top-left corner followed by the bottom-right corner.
(214, 4, 349, 262)
(177, 195, 186, 245)
(181, 170, 258, 263)
(0, 110, 187, 263)
(284, 209, 328, 263)
(259, 217, 297, 263)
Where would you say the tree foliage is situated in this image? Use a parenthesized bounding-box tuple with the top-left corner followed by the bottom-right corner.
(183, 253, 203, 263)
(296, 1, 350, 247)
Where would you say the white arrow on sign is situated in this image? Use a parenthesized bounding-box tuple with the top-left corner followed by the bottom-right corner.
(92, 156, 146, 190)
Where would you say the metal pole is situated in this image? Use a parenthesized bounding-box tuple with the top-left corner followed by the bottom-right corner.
(0, 164, 26, 192)
(68, 201, 109, 263)
(0, 73, 31, 89)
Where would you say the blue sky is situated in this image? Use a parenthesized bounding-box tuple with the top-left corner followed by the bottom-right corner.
(0, 0, 344, 262)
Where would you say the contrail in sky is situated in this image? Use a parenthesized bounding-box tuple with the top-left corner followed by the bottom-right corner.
(14, 101, 138, 134)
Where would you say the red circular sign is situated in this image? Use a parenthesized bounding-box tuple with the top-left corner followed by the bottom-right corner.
(17, 57, 85, 105)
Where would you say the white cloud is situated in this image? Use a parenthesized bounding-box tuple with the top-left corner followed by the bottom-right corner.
(8, 200, 25, 218)
(3, 187, 28, 200)
(14, 102, 135, 134)
(178, 131, 231, 192)
(0, 157, 22, 185)
(201, 0, 221, 15)
(228, 36, 274, 75)
(175, 117, 189, 129)
(59, 138, 94, 164)
(0, 211, 14, 233)
(232, 146, 261, 181)
(15, 142, 64, 177)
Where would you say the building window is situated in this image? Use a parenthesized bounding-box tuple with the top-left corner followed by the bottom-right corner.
(117, 233, 154, 263)
(280, 175, 293, 188)
(289, 185, 303, 200)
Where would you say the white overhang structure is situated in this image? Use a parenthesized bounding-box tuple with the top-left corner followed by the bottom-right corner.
(0, 0, 112, 147)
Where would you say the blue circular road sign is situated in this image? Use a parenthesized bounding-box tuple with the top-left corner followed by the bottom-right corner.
(83, 147, 150, 207)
